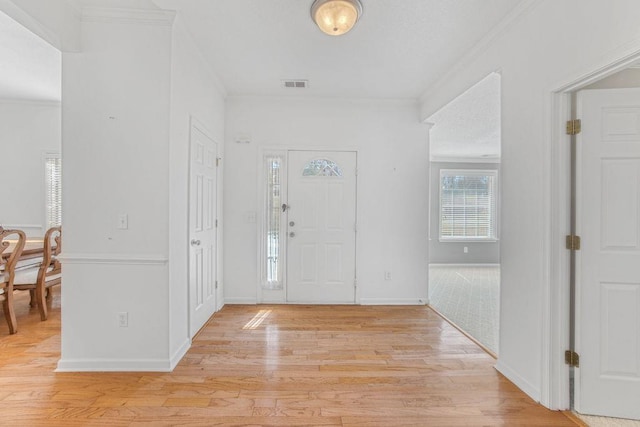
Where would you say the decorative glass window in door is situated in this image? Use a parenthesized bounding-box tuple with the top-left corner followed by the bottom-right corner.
(302, 158, 343, 177)
(264, 155, 283, 290)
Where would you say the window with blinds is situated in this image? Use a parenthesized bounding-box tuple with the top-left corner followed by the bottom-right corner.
(439, 169, 497, 241)
(45, 153, 62, 229)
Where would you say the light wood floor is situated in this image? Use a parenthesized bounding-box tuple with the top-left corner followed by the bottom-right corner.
(0, 288, 577, 426)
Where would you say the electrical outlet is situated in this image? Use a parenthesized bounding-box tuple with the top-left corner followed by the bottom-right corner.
(118, 312, 128, 327)
(117, 214, 128, 230)
(384, 271, 392, 280)
(463, 246, 469, 254)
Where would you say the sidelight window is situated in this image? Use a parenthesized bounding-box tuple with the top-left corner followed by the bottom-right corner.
(264, 155, 284, 289)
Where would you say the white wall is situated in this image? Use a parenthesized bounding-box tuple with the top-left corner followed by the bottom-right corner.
(168, 17, 226, 357)
(0, 101, 61, 236)
(419, 0, 640, 404)
(584, 67, 640, 89)
(59, 10, 175, 370)
(224, 97, 429, 305)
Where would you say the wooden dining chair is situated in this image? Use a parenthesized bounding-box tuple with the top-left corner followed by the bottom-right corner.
(13, 227, 62, 322)
(0, 227, 26, 334)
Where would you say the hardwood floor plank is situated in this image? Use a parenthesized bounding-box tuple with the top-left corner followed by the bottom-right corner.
(0, 292, 577, 426)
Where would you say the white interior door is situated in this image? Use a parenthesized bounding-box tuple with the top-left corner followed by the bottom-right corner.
(576, 88, 640, 420)
(286, 151, 356, 303)
(189, 125, 218, 338)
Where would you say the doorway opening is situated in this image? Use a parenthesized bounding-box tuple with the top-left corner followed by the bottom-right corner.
(0, 10, 62, 238)
(0, 10, 62, 335)
(426, 72, 502, 356)
(258, 149, 358, 304)
(562, 65, 640, 424)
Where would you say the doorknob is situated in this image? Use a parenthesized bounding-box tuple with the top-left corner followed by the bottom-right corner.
(289, 232, 295, 238)
(289, 221, 295, 227)
(190, 239, 201, 246)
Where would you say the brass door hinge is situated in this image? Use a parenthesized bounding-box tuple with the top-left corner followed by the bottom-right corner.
(565, 350, 580, 367)
(566, 235, 581, 251)
(566, 119, 582, 135)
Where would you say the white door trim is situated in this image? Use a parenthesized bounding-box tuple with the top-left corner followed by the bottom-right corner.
(545, 48, 640, 410)
(256, 146, 359, 304)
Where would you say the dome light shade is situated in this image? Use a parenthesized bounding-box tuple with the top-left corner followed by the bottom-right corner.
(311, 0, 363, 36)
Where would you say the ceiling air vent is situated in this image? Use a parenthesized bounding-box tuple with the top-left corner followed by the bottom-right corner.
(283, 80, 308, 89)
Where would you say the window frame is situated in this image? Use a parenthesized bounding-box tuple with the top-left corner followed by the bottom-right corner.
(438, 168, 499, 243)
(260, 151, 287, 291)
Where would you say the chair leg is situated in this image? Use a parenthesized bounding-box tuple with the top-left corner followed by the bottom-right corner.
(3, 291, 18, 334)
(29, 289, 37, 307)
(36, 284, 48, 321)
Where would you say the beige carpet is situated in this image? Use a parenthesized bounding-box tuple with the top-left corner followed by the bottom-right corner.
(428, 264, 499, 354)
(576, 414, 640, 426)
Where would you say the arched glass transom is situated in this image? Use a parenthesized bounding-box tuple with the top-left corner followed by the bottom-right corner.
(302, 158, 343, 177)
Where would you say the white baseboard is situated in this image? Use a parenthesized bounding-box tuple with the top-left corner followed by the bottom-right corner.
(56, 357, 175, 372)
(359, 298, 428, 305)
(224, 297, 257, 304)
(429, 263, 501, 268)
(495, 359, 541, 402)
(169, 338, 191, 371)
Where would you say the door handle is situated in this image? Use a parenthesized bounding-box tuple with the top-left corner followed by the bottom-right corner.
(190, 239, 201, 246)
(289, 232, 295, 238)
(282, 203, 289, 212)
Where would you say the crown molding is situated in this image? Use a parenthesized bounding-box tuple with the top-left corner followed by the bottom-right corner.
(82, 7, 176, 26)
(172, 15, 228, 98)
(226, 94, 419, 106)
(419, 0, 538, 105)
(63, 0, 83, 21)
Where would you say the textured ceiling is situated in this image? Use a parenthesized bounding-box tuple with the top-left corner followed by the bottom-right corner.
(1, 1, 521, 101)
(1, 0, 510, 156)
(152, 0, 520, 99)
(428, 72, 501, 160)
(0, 10, 61, 102)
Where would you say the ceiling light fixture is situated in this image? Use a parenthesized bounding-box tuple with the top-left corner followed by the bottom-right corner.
(311, 0, 363, 36)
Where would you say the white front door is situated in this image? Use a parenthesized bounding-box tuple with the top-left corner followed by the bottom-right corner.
(576, 88, 640, 420)
(286, 151, 357, 303)
(189, 125, 218, 338)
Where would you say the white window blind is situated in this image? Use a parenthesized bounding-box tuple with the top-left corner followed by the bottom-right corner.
(45, 153, 62, 229)
(439, 169, 497, 241)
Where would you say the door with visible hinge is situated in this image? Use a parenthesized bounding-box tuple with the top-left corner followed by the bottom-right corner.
(189, 124, 218, 338)
(575, 88, 640, 420)
(286, 150, 357, 303)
